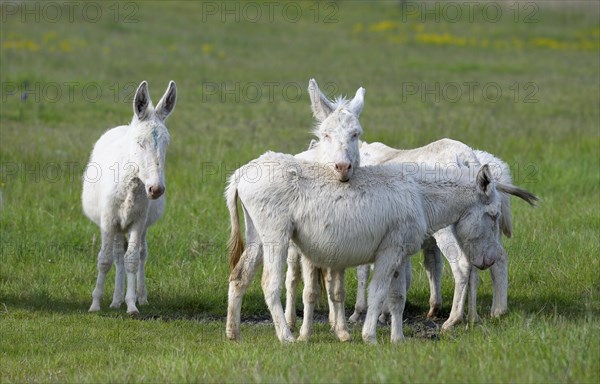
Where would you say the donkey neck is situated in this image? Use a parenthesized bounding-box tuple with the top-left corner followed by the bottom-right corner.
(419, 180, 478, 235)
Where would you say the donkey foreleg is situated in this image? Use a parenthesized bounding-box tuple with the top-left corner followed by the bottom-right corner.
(124, 226, 146, 314)
(110, 234, 127, 309)
(362, 249, 399, 344)
(325, 268, 351, 342)
(422, 237, 443, 319)
(297, 257, 320, 341)
(442, 253, 470, 331)
(89, 229, 116, 312)
(387, 259, 409, 343)
(467, 268, 481, 325)
(490, 248, 508, 317)
(136, 233, 149, 305)
(349, 264, 370, 323)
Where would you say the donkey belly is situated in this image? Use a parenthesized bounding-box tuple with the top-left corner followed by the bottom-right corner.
(82, 178, 102, 226)
(293, 228, 382, 268)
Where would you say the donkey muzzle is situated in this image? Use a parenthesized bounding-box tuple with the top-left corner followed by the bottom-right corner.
(147, 184, 165, 199)
(475, 245, 500, 270)
(335, 162, 352, 182)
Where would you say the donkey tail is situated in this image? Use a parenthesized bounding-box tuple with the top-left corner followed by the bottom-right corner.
(225, 173, 245, 271)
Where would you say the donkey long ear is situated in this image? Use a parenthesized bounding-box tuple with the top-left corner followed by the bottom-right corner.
(133, 81, 151, 121)
(348, 87, 365, 117)
(308, 78, 335, 122)
(476, 164, 494, 196)
(496, 183, 539, 207)
(155, 80, 177, 121)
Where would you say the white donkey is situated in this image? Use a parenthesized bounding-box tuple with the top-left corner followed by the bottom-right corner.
(355, 141, 518, 329)
(82, 80, 176, 314)
(278, 77, 366, 330)
(285, 139, 522, 334)
(226, 152, 537, 343)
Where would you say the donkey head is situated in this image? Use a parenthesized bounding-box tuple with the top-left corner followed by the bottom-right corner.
(308, 79, 365, 182)
(454, 164, 538, 269)
(129, 80, 177, 200)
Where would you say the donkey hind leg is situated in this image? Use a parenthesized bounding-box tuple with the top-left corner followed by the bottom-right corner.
(467, 268, 481, 326)
(110, 234, 127, 309)
(89, 229, 116, 312)
(297, 257, 321, 341)
(422, 237, 443, 319)
(285, 243, 302, 330)
(348, 264, 370, 323)
(324, 268, 351, 342)
(490, 247, 508, 317)
(261, 235, 295, 343)
(137, 231, 149, 305)
(226, 242, 263, 341)
(388, 259, 410, 343)
(226, 210, 263, 341)
(362, 249, 401, 344)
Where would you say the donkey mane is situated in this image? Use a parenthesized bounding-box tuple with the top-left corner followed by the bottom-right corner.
(331, 95, 352, 108)
(310, 95, 357, 137)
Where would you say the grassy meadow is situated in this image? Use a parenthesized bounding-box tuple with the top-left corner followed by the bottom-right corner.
(1, 1, 599, 382)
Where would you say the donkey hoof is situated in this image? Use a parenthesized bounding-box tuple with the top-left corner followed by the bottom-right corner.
(226, 331, 240, 341)
(362, 334, 378, 344)
(109, 301, 123, 309)
(297, 334, 310, 342)
(138, 297, 149, 306)
(280, 334, 296, 343)
(491, 308, 507, 318)
(441, 320, 459, 332)
(348, 312, 361, 323)
(337, 331, 352, 342)
(88, 304, 101, 312)
(427, 305, 442, 319)
(391, 335, 405, 343)
(126, 305, 140, 315)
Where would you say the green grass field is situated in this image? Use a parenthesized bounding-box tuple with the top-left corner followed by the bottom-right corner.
(1, 1, 599, 382)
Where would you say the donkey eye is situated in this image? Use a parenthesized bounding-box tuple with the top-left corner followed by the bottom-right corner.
(138, 142, 146, 150)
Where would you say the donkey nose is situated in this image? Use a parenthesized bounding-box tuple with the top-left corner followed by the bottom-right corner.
(334, 162, 352, 182)
(335, 162, 352, 173)
(148, 185, 165, 199)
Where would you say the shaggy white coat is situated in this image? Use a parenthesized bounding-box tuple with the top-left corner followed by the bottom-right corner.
(82, 81, 176, 314)
(224, 152, 534, 343)
(286, 139, 522, 332)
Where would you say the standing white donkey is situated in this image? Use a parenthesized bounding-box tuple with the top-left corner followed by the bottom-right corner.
(82, 80, 176, 314)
